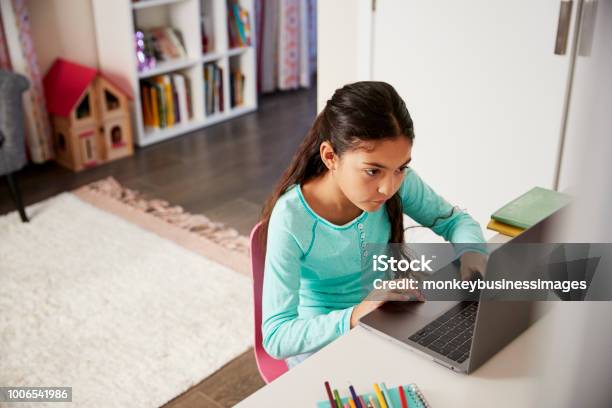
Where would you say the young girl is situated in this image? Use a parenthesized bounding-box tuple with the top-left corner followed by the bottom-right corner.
(259, 81, 487, 369)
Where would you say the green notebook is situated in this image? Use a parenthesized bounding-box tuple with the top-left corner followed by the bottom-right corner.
(316, 383, 429, 408)
(491, 186, 572, 229)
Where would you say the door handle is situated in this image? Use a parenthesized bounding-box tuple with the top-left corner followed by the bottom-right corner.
(554, 0, 574, 55)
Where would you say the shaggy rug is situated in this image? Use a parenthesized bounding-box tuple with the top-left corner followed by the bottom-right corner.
(0, 179, 253, 408)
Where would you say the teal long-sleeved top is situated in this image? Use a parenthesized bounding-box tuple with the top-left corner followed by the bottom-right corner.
(261, 168, 486, 359)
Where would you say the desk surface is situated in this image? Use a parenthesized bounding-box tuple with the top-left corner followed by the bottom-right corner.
(237, 234, 562, 407)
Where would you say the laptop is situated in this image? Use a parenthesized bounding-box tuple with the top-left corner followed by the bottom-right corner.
(359, 207, 566, 374)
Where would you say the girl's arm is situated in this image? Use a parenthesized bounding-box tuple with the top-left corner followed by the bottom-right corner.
(261, 208, 354, 359)
(400, 168, 487, 257)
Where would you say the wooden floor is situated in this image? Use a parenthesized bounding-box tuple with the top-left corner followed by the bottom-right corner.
(0, 84, 317, 406)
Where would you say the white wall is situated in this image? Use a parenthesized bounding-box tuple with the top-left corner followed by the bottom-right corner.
(316, 0, 372, 112)
(27, 0, 99, 74)
(316, 1, 583, 234)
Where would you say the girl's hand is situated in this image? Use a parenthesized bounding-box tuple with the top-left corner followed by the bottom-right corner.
(459, 251, 488, 281)
(349, 279, 425, 328)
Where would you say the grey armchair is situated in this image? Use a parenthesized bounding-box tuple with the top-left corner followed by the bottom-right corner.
(0, 70, 30, 222)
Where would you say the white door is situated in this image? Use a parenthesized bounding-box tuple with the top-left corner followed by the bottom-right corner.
(372, 0, 579, 233)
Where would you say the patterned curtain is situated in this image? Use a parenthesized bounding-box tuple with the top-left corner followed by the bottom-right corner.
(0, 4, 11, 70)
(278, 0, 299, 89)
(0, 0, 53, 163)
(257, 0, 316, 93)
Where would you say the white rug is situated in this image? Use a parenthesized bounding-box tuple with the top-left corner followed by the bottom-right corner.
(0, 193, 252, 408)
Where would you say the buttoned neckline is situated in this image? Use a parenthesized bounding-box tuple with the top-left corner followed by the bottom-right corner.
(296, 184, 368, 230)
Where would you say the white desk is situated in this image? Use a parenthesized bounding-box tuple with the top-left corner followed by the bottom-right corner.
(236, 312, 562, 408)
(236, 234, 566, 407)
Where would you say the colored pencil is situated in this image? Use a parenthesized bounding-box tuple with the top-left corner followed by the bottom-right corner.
(369, 395, 379, 408)
(334, 389, 343, 408)
(349, 385, 362, 408)
(349, 398, 357, 408)
(398, 385, 408, 408)
(324, 381, 335, 408)
(380, 382, 395, 408)
(373, 383, 388, 408)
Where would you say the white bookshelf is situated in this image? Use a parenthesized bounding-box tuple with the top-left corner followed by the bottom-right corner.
(92, 0, 257, 147)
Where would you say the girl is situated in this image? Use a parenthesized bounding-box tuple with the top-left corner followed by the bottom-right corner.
(259, 81, 487, 369)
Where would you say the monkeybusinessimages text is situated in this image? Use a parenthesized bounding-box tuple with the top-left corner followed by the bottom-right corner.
(371, 255, 588, 294)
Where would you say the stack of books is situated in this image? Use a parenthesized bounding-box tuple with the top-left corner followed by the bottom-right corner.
(204, 62, 224, 115)
(487, 186, 572, 237)
(229, 68, 245, 108)
(140, 74, 193, 129)
(227, 0, 251, 48)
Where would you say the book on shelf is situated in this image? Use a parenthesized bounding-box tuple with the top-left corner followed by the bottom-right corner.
(204, 62, 224, 116)
(229, 68, 245, 108)
(200, 14, 213, 53)
(141, 73, 192, 130)
(160, 75, 175, 126)
(227, 0, 251, 48)
(172, 74, 189, 125)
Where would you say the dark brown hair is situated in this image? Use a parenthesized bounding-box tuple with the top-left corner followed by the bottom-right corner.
(259, 81, 415, 248)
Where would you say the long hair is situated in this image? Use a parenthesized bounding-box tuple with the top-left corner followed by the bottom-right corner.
(259, 81, 415, 248)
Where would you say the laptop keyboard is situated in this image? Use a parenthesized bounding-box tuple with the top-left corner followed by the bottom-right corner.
(408, 301, 478, 364)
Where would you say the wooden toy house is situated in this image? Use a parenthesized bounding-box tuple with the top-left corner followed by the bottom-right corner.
(43, 58, 133, 171)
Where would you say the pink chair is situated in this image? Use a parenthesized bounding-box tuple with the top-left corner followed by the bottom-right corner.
(249, 222, 288, 383)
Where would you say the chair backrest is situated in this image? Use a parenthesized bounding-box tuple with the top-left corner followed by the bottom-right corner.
(0, 71, 29, 174)
(249, 222, 288, 383)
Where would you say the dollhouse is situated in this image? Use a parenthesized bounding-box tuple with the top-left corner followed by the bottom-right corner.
(43, 58, 133, 171)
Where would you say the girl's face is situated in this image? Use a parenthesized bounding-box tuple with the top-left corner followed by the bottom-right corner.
(332, 137, 413, 212)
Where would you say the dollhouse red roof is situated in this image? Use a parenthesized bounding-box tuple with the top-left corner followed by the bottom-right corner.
(43, 59, 98, 117)
(43, 58, 132, 117)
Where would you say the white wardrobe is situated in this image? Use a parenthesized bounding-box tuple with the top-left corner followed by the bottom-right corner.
(318, 0, 592, 236)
